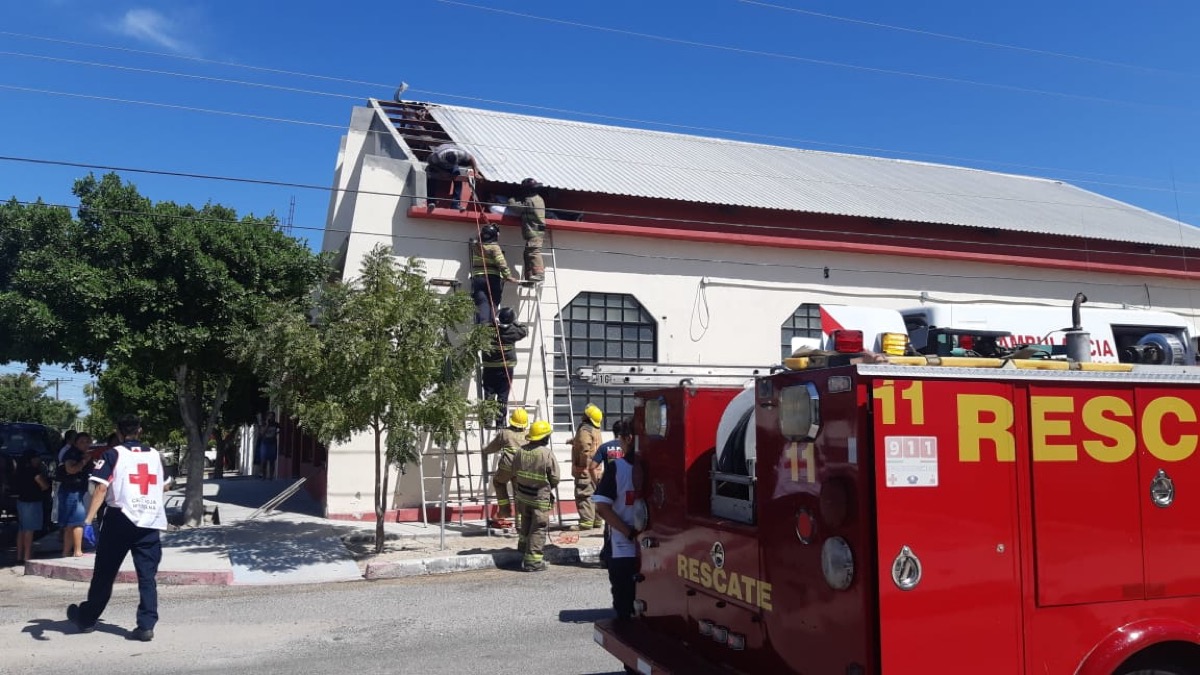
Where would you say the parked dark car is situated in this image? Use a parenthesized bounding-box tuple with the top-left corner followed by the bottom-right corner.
(0, 422, 61, 531)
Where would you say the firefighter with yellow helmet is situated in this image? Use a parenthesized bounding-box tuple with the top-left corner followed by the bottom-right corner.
(570, 403, 604, 530)
(485, 408, 528, 530)
(511, 419, 559, 572)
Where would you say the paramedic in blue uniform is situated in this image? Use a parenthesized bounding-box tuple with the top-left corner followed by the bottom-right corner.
(67, 414, 168, 642)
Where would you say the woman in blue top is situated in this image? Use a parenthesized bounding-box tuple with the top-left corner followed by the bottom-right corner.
(58, 432, 92, 557)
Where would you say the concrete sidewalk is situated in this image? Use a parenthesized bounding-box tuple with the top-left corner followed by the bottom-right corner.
(18, 476, 600, 586)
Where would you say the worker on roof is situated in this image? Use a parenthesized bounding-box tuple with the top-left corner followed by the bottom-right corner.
(481, 307, 529, 429)
(470, 224, 519, 324)
(570, 403, 604, 531)
(426, 143, 480, 211)
(508, 178, 546, 283)
(511, 420, 559, 572)
(484, 408, 529, 531)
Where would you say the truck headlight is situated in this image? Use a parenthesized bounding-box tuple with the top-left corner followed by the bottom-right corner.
(821, 536, 855, 590)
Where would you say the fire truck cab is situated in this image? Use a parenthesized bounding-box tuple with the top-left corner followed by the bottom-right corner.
(592, 330, 1200, 674)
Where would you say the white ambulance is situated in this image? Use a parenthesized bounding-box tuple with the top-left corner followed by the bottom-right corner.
(901, 302, 1195, 365)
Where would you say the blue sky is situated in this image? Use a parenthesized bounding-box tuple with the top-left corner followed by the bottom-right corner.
(3, 0, 1200, 413)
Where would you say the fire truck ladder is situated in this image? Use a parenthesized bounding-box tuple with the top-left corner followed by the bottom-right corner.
(576, 363, 777, 388)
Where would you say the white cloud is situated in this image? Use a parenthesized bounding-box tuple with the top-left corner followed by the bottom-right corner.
(115, 8, 193, 54)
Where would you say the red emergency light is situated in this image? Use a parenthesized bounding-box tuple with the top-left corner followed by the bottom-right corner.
(832, 329, 864, 353)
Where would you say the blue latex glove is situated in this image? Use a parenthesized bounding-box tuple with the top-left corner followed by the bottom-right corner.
(83, 524, 98, 549)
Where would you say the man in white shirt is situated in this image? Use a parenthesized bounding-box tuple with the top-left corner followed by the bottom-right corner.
(67, 414, 168, 642)
(592, 418, 640, 619)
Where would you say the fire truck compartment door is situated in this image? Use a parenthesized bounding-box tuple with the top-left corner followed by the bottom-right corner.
(1138, 386, 1200, 599)
(1028, 386, 1143, 607)
(872, 378, 1022, 674)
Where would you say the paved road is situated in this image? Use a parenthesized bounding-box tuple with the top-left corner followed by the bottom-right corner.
(0, 565, 626, 675)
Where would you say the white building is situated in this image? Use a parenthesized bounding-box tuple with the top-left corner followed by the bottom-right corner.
(305, 99, 1200, 521)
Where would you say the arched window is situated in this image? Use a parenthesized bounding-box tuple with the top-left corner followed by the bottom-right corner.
(556, 292, 657, 429)
(781, 303, 821, 360)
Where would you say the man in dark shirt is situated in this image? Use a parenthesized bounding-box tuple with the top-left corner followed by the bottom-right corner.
(14, 451, 49, 563)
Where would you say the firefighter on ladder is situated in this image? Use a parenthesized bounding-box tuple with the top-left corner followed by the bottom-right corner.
(570, 403, 604, 531)
(481, 307, 528, 428)
(485, 408, 528, 530)
(470, 223, 519, 325)
(511, 420, 559, 572)
(507, 177, 546, 283)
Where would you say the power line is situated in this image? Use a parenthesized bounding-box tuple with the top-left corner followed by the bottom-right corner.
(0, 32, 1194, 189)
(0, 84, 342, 129)
(434, 0, 1184, 113)
(0, 30, 394, 89)
(736, 0, 1196, 78)
(0, 50, 363, 101)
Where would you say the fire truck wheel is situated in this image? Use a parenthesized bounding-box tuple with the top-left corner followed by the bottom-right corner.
(1120, 667, 1195, 675)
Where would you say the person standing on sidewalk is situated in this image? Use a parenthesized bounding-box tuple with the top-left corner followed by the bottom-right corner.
(511, 420, 559, 572)
(570, 403, 604, 531)
(484, 408, 529, 529)
(256, 412, 281, 479)
(593, 422, 643, 620)
(67, 414, 168, 642)
(507, 177, 546, 282)
(58, 432, 93, 557)
(13, 450, 50, 564)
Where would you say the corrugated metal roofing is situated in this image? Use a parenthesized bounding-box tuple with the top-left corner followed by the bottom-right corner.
(426, 104, 1200, 249)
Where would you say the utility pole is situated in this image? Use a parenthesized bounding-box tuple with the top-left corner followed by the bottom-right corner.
(42, 377, 68, 400)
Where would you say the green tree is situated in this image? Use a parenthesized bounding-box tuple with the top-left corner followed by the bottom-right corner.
(241, 245, 488, 552)
(0, 174, 326, 525)
(0, 373, 80, 429)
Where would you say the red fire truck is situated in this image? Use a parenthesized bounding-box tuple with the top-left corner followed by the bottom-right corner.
(587, 316, 1200, 674)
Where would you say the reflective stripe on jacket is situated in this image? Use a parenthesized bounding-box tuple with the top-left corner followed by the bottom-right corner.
(471, 241, 511, 278)
(512, 444, 559, 509)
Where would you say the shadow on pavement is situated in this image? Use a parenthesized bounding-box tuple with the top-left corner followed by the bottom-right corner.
(22, 617, 128, 641)
(559, 608, 615, 624)
(166, 519, 359, 574)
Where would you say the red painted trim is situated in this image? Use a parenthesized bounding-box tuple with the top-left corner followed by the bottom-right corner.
(410, 207, 1200, 282)
(24, 560, 233, 586)
(1075, 619, 1200, 675)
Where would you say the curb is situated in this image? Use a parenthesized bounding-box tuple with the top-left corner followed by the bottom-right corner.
(365, 546, 602, 580)
(24, 560, 234, 586)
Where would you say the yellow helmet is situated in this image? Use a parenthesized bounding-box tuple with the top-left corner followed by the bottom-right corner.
(508, 408, 529, 429)
(528, 420, 552, 442)
(584, 403, 603, 427)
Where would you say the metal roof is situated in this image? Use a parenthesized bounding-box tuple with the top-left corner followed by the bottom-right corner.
(426, 104, 1200, 249)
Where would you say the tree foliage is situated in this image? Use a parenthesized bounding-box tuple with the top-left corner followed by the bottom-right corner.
(241, 244, 488, 552)
(0, 373, 80, 429)
(0, 174, 327, 524)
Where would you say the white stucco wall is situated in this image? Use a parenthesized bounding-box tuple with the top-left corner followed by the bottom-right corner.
(320, 106, 1200, 518)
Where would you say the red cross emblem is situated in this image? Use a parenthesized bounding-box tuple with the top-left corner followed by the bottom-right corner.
(129, 463, 158, 495)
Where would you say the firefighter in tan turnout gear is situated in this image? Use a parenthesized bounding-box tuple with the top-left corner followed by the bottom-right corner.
(511, 420, 559, 572)
(485, 408, 528, 530)
(570, 403, 604, 531)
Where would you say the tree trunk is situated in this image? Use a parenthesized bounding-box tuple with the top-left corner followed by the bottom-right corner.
(373, 421, 384, 554)
(175, 365, 231, 527)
